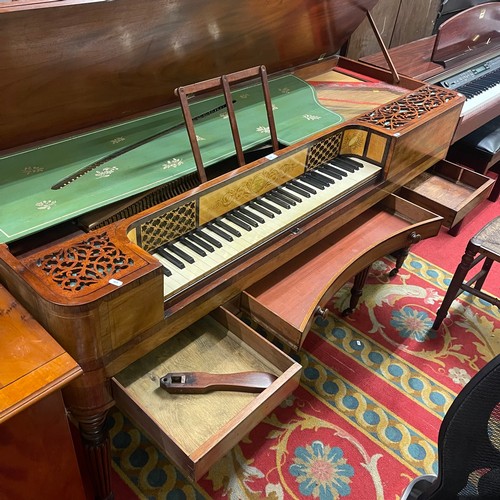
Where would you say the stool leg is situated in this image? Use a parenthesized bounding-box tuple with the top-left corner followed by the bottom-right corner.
(432, 245, 477, 330)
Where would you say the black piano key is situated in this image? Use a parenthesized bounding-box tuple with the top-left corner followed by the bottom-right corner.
(320, 164, 345, 179)
(180, 237, 207, 257)
(187, 233, 215, 252)
(285, 182, 311, 198)
(168, 243, 195, 264)
(157, 247, 185, 269)
(265, 192, 291, 209)
(338, 156, 363, 169)
(248, 201, 275, 218)
(226, 213, 253, 231)
(255, 197, 282, 214)
(195, 229, 223, 248)
(272, 189, 297, 206)
(300, 174, 325, 190)
(276, 186, 302, 203)
(207, 223, 233, 242)
(161, 266, 172, 277)
(234, 210, 259, 227)
(239, 206, 265, 223)
(291, 179, 316, 194)
(308, 171, 331, 186)
(328, 159, 354, 173)
(214, 218, 242, 237)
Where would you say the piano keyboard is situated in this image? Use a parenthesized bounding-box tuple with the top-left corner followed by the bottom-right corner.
(460, 66, 500, 116)
(437, 55, 500, 116)
(152, 156, 381, 298)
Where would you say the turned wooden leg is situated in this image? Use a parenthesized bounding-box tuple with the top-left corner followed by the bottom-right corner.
(474, 257, 493, 291)
(389, 231, 421, 277)
(432, 244, 476, 331)
(342, 266, 370, 316)
(78, 412, 113, 500)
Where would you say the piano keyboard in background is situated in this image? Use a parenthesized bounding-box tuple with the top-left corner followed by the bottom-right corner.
(437, 55, 500, 116)
(152, 156, 381, 299)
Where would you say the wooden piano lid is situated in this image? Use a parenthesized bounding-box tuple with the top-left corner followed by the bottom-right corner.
(0, 285, 82, 423)
(0, 0, 379, 151)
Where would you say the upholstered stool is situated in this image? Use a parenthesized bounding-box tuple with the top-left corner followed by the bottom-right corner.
(433, 216, 500, 330)
(448, 116, 500, 203)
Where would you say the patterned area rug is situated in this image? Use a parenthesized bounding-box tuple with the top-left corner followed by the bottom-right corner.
(109, 253, 500, 499)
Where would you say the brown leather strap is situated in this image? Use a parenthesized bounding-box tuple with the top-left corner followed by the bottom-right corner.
(160, 371, 277, 394)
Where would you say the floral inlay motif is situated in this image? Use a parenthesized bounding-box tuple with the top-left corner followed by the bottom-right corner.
(95, 166, 118, 178)
(239, 93, 250, 99)
(162, 158, 184, 169)
(256, 125, 270, 134)
(289, 441, 354, 498)
(303, 114, 321, 121)
(23, 166, 44, 175)
(36, 200, 56, 210)
(448, 367, 471, 386)
(390, 306, 435, 342)
(279, 87, 291, 94)
(110, 137, 126, 144)
(196, 135, 206, 141)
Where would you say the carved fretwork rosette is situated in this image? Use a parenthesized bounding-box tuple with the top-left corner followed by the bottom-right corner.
(139, 201, 197, 253)
(305, 132, 342, 170)
(357, 86, 457, 130)
(34, 232, 134, 292)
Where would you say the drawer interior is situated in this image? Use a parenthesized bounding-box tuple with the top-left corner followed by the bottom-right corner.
(242, 194, 442, 350)
(112, 307, 301, 479)
(400, 160, 494, 227)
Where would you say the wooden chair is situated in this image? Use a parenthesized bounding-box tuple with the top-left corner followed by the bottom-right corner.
(432, 216, 500, 330)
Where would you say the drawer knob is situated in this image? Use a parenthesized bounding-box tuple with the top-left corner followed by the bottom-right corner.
(314, 306, 329, 319)
(408, 231, 421, 244)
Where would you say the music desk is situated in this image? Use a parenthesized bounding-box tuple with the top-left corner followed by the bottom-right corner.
(0, 285, 85, 499)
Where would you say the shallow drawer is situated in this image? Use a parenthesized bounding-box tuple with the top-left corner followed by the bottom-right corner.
(241, 194, 442, 350)
(400, 160, 494, 230)
(112, 306, 301, 480)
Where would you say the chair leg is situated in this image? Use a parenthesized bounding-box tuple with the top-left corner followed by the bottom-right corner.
(432, 244, 477, 330)
(473, 257, 493, 291)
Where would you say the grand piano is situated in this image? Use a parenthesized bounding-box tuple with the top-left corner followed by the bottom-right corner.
(0, 1, 464, 498)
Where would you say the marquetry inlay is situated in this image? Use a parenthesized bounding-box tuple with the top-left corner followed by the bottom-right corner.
(357, 86, 457, 130)
(199, 150, 307, 225)
(139, 201, 197, 252)
(305, 132, 342, 170)
(34, 232, 134, 292)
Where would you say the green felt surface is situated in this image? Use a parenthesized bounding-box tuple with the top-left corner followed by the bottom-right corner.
(0, 75, 343, 243)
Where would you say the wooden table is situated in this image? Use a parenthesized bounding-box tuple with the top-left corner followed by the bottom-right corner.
(0, 284, 85, 499)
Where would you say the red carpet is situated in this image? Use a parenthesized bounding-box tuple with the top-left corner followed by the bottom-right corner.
(105, 197, 499, 499)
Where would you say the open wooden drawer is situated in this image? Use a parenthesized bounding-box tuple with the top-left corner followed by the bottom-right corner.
(399, 160, 494, 234)
(241, 194, 442, 351)
(112, 306, 301, 480)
